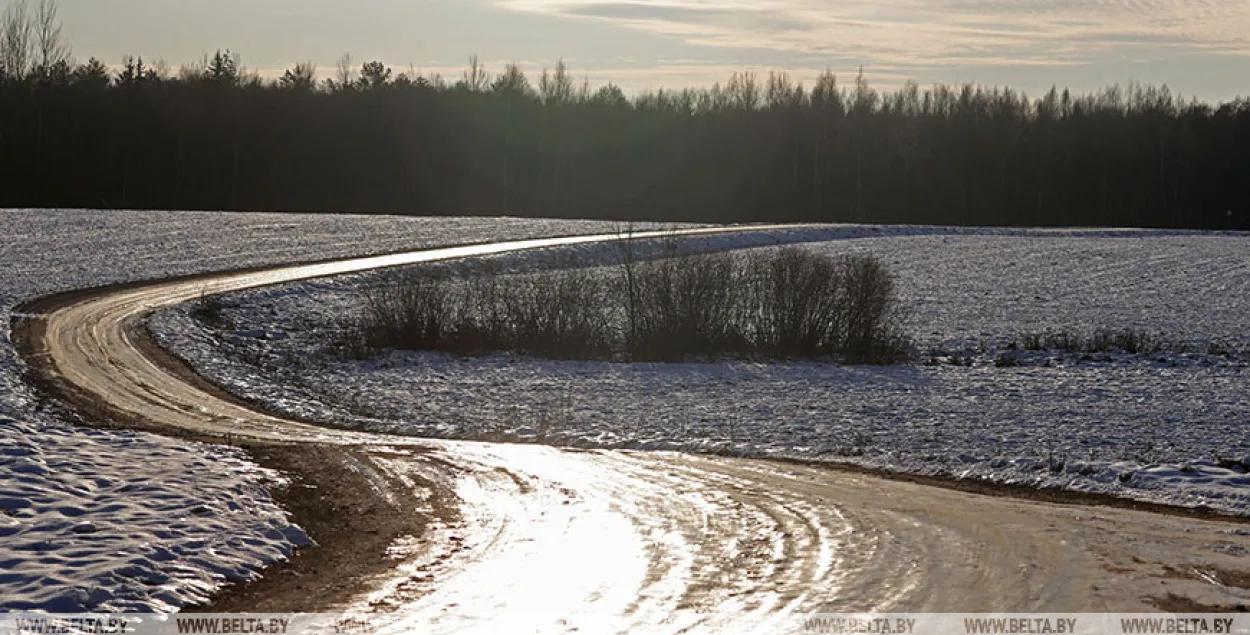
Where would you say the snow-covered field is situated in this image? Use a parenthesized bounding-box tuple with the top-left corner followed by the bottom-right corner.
(835, 233, 1250, 353)
(0, 209, 629, 611)
(148, 225, 1250, 514)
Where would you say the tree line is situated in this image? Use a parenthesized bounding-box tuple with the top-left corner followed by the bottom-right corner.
(0, 1, 1246, 228)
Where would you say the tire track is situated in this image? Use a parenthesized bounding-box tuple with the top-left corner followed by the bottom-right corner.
(20, 227, 1250, 629)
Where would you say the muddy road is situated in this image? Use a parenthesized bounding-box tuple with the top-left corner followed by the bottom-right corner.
(18, 227, 1250, 632)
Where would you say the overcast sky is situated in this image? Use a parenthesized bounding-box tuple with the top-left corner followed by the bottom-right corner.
(51, 0, 1250, 101)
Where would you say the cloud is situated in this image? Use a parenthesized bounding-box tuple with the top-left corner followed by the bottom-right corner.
(561, 3, 730, 22)
(498, 0, 1250, 70)
(560, 2, 815, 33)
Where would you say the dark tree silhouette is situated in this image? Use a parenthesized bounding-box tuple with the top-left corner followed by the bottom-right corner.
(0, 10, 1246, 229)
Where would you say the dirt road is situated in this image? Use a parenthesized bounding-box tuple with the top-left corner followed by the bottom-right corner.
(18, 228, 1250, 632)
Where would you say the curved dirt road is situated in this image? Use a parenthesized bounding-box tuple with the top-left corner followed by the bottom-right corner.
(22, 228, 1250, 632)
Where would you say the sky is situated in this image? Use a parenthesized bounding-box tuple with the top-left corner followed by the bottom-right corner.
(50, 0, 1250, 101)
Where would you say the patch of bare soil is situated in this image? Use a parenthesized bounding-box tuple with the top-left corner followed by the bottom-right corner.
(188, 444, 457, 612)
(11, 295, 460, 613)
(1149, 565, 1250, 612)
(1150, 593, 1249, 613)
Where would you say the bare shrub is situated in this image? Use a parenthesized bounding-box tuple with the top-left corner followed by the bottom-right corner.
(627, 250, 740, 361)
(357, 270, 451, 352)
(497, 263, 613, 359)
(1089, 328, 1161, 354)
(349, 246, 912, 364)
(837, 254, 910, 363)
(749, 247, 845, 358)
(190, 292, 229, 329)
(1206, 341, 1234, 357)
(1014, 328, 1164, 355)
(1020, 330, 1081, 352)
(994, 352, 1023, 367)
(346, 258, 613, 359)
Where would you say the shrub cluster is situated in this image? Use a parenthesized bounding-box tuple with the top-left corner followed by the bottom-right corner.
(344, 248, 910, 364)
(1015, 328, 1166, 354)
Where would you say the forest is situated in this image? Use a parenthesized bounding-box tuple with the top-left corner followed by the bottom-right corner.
(1, 1, 1247, 228)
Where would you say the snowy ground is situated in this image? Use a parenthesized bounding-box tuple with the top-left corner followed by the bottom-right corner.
(148, 225, 1250, 515)
(0, 209, 629, 611)
(821, 233, 1250, 353)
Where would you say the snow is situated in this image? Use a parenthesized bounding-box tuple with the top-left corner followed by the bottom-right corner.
(0, 418, 307, 612)
(813, 233, 1250, 353)
(146, 225, 1250, 515)
(0, 208, 630, 611)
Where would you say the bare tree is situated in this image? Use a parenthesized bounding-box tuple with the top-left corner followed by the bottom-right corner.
(394, 63, 425, 88)
(615, 223, 640, 347)
(766, 71, 803, 109)
(491, 63, 530, 96)
(178, 53, 208, 82)
(0, 0, 32, 80)
(810, 69, 842, 112)
(33, 0, 67, 77)
(538, 59, 574, 105)
(592, 83, 628, 107)
(331, 52, 353, 91)
(150, 58, 170, 81)
(725, 71, 760, 110)
(461, 54, 489, 92)
(578, 75, 590, 102)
